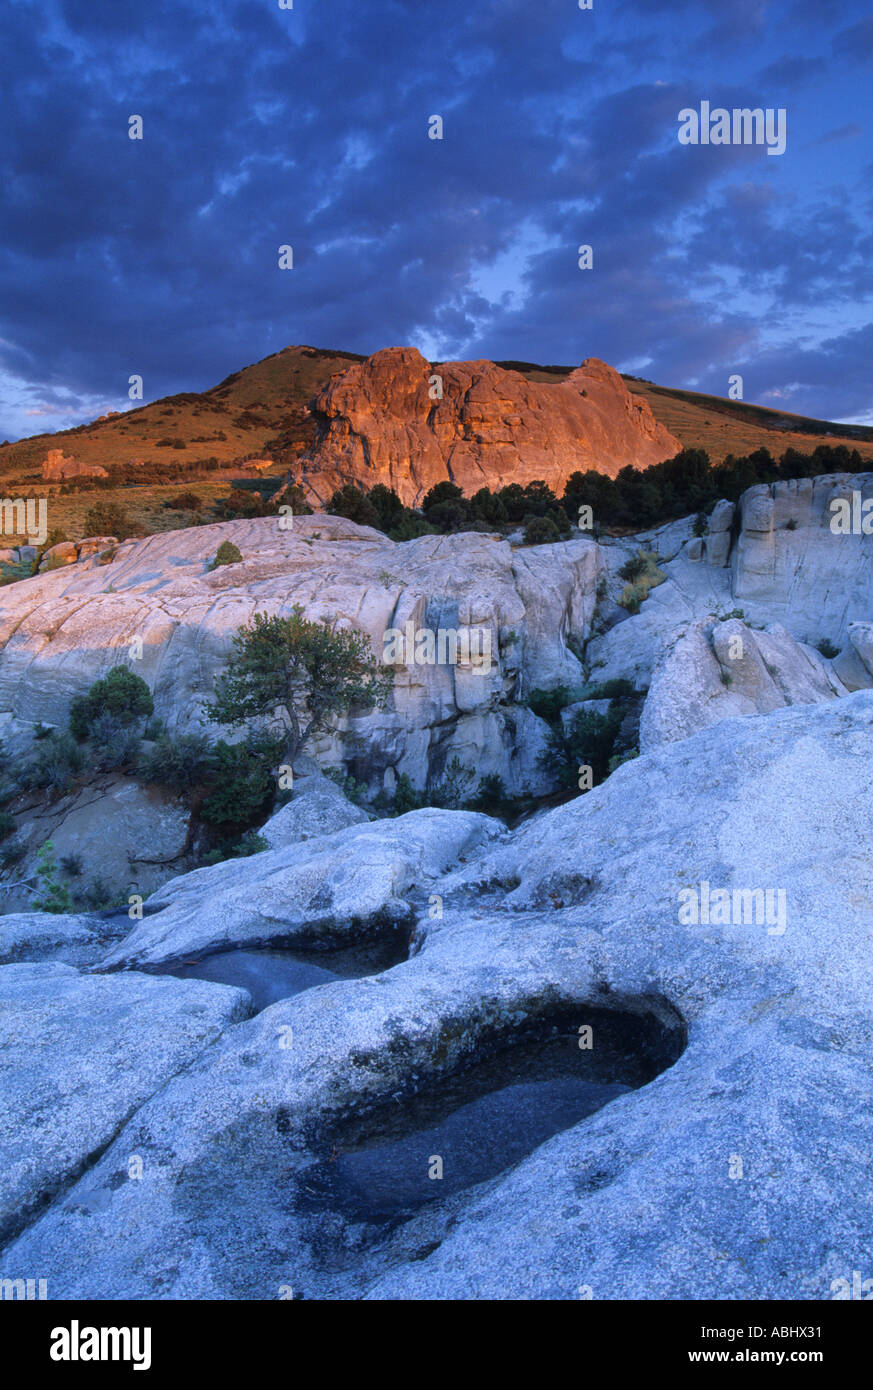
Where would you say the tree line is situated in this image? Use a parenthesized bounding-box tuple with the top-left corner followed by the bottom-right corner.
(318, 442, 869, 541)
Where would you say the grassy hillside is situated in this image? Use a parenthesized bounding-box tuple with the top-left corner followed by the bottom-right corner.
(622, 378, 873, 461)
(0, 345, 365, 545)
(0, 345, 364, 479)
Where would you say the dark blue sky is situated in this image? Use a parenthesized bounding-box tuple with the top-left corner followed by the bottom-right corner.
(1, 0, 871, 440)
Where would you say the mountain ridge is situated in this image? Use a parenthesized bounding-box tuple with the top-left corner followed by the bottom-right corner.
(3, 344, 873, 547)
(4, 343, 872, 485)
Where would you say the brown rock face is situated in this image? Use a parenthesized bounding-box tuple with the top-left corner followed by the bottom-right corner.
(297, 347, 681, 505)
(42, 449, 108, 481)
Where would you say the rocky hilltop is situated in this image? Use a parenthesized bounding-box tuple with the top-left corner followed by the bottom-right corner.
(298, 348, 682, 505)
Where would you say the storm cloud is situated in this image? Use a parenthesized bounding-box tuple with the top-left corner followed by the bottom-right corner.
(0, 0, 870, 438)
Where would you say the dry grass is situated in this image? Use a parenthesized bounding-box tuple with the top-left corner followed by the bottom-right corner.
(623, 380, 873, 464)
(0, 473, 288, 546)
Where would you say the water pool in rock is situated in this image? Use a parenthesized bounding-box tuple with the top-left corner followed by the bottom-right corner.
(148, 930, 409, 1011)
(292, 1000, 685, 1226)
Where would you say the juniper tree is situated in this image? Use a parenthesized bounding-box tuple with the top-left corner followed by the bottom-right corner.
(205, 607, 392, 766)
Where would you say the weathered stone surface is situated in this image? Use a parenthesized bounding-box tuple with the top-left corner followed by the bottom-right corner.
(297, 348, 681, 506)
(38, 541, 78, 571)
(100, 807, 502, 968)
(711, 617, 785, 711)
(0, 912, 128, 967)
(638, 620, 745, 749)
(831, 623, 873, 690)
(708, 499, 735, 533)
(632, 514, 696, 562)
(4, 695, 872, 1299)
(847, 621, 873, 679)
(703, 499, 735, 566)
(639, 617, 842, 751)
(751, 623, 845, 705)
(590, 472, 873, 705)
(741, 489, 774, 534)
(0, 515, 600, 799)
(2, 476, 871, 815)
(731, 474, 873, 646)
(259, 776, 369, 850)
(75, 535, 117, 560)
(587, 556, 727, 693)
(3, 776, 192, 914)
(0, 963, 251, 1247)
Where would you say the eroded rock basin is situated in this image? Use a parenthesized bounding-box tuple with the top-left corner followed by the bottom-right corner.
(291, 1000, 685, 1230)
(145, 930, 410, 1011)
